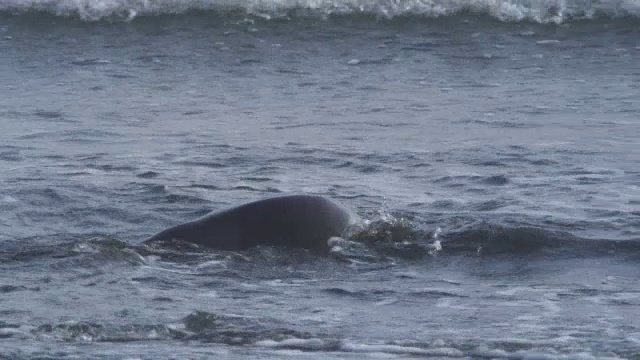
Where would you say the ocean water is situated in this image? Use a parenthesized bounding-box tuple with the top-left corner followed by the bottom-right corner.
(1, 0, 640, 358)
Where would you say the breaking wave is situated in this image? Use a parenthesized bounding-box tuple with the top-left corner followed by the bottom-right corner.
(1, 0, 639, 22)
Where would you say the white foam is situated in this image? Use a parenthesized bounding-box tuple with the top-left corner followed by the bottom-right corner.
(257, 337, 468, 356)
(536, 39, 561, 45)
(0, 327, 27, 339)
(429, 227, 443, 254)
(341, 341, 465, 356)
(72, 242, 100, 254)
(2, 0, 639, 23)
(256, 337, 330, 351)
(327, 236, 346, 247)
(195, 259, 226, 269)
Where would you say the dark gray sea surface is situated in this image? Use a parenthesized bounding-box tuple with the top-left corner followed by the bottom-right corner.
(1, 0, 640, 358)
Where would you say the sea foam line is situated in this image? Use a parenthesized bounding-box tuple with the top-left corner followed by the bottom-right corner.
(0, 0, 639, 22)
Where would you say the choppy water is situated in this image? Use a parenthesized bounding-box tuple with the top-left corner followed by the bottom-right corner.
(1, 0, 640, 358)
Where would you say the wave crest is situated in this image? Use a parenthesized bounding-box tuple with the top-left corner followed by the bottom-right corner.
(1, 0, 639, 22)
